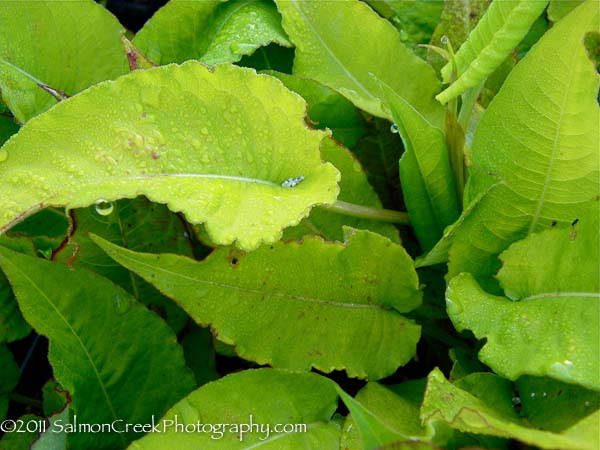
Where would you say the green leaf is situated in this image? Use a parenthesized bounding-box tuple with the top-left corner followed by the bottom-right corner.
(0, 247, 195, 449)
(31, 406, 69, 450)
(338, 381, 437, 449)
(437, 0, 549, 104)
(421, 369, 600, 450)
(92, 228, 422, 380)
(0, 0, 126, 123)
(445, 0, 600, 284)
(447, 201, 600, 390)
(133, 0, 291, 66)
(54, 197, 193, 333)
(266, 71, 367, 148)
(0, 414, 44, 450)
(0, 62, 340, 251)
(383, 0, 444, 57)
(275, 0, 443, 123)
(379, 80, 459, 252)
(352, 118, 403, 210)
(0, 344, 19, 421)
(129, 368, 341, 450)
(516, 376, 600, 433)
(0, 114, 18, 146)
(548, 0, 586, 22)
(284, 138, 400, 243)
(428, 0, 491, 73)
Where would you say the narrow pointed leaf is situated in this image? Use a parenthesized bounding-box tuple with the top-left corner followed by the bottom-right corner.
(275, 0, 443, 123)
(421, 369, 600, 450)
(447, 203, 599, 390)
(0, 0, 127, 122)
(445, 1, 600, 284)
(0, 247, 195, 449)
(92, 228, 421, 380)
(379, 80, 459, 251)
(133, 0, 291, 66)
(129, 369, 341, 450)
(0, 62, 340, 251)
(437, 0, 549, 104)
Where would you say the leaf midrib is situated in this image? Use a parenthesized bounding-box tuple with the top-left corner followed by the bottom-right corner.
(520, 292, 600, 301)
(112, 249, 392, 311)
(0, 254, 123, 446)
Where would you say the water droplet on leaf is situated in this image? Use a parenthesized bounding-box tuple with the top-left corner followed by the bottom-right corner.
(390, 123, 399, 134)
(113, 295, 131, 315)
(95, 199, 114, 216)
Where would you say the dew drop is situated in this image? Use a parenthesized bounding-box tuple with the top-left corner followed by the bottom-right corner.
(390, 123, 399, 134)
(511, 396, 521, 406)
(0, 148, 7, 162)
(441, 35, 449, 45)
(113, 295, 131, 315)
(530, 392, 536, 398)
(399, 29, 409, 41)
(94, 199, 114, 216)
(585, 401, 591, 407)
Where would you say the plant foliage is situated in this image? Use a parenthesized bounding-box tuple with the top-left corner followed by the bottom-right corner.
(0, 1, 597, 449)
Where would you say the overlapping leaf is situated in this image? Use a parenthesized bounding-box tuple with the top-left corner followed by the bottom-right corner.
(444, 0, 599, 284)
(133, 0, 291, 66)
(129, 369, 341, 450)
(93, 228, 421, 380)
(0, 0, 127, 123)
(437, 0, 549, 104)
(275, 0, 443, 124)
(421, 369, 600, 450)
(0, 62, 340, 251)
(447, 202, 599, 390)
(380, 80, 458, 251)
(0, 247, 195, 449)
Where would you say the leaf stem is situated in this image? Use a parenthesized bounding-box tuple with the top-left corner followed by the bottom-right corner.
(323, 201, 410, 224)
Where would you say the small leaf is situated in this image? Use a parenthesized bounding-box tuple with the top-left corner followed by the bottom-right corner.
(129, 368, 341, 450)
(275, 0, 443, 124)
(446, 202, 599, 390)
(421, 369, 600, 450)
(0, 62, 340, 251)
(0, 247, 196, 449)
(379, 79, 459, 251)
(437, 0, 549, 104)
(0, 0, 127, 122)
(133, 0, 291, 66)
(92, 228, 422, 380)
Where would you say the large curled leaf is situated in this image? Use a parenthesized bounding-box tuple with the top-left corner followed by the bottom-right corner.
(133, 0, 291, 66)
(445, 0, 600, 284)
(421, 369, 600, 450)
(275, 0, 443, 124)
(0, 62, 340, 251)
(437, 0, 549, 104)
(447, 202, 599, 390)
(93, 228, 422, 380)
(379, 80, 458, 252)
(0, 247, 195, 449)
(0, 0, 126, 122)
(129, 369, 341, 450)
